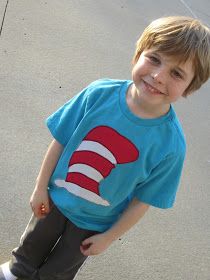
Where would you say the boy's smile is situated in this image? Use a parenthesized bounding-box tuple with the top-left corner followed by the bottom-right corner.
(142, 80, 166, 96)
(129, 49, 194, 118)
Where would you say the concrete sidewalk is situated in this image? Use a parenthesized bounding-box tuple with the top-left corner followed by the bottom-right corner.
(0, 1, 210, 279)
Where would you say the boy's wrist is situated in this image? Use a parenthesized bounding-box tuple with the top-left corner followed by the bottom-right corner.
(103, 229, 120, 243)
(35, 176, 49, 189)
(34, 182, 48, 192)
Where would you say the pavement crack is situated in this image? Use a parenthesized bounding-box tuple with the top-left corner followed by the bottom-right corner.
(0, 0, 9, 37)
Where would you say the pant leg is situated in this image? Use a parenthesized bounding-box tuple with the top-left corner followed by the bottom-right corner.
(38, 220, 98, 280)
(10, 204, 67, 279)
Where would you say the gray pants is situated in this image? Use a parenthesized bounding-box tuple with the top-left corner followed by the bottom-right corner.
(9, 204, 98, 280)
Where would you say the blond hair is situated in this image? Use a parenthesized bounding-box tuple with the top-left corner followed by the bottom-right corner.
(133, 16, 210, 96)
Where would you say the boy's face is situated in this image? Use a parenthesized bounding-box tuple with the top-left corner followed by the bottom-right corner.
(131, 49, 194, 107)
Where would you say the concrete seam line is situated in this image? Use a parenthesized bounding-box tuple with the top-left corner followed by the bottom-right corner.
(0, 0, 9, 37)
(179, 0, 197, 18)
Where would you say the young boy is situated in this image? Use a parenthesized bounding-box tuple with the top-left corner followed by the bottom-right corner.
(1, 16, 210, 280)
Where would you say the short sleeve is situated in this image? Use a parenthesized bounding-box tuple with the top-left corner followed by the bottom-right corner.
(134, 153, 185, 209)
(46, 87, 90, 146)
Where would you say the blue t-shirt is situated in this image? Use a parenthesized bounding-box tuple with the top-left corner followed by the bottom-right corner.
(46, 79, 186, 232)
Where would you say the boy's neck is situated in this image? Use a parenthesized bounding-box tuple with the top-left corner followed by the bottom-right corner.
(126, 84, 170, 119)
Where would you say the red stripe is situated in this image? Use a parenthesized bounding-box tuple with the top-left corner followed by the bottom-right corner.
(84, 126, 139, 163)
(66, 172, 99, 195)
(69, 151, 115, 177)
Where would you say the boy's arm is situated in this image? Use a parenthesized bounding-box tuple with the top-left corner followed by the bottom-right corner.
(30, 139, 63, 218)
(81, 198, 149, 256)
(105, 198, 149, 241)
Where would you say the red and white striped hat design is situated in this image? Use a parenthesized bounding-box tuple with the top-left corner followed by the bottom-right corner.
(55, 126, 139, 206)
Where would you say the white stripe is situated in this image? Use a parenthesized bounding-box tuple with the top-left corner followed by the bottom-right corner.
(55, 179, 110, 206)
(77, 140, 117, 164)
(68, 164, 104, 182)
(20, 214, 34, 244)
(1, 262, 17, 280)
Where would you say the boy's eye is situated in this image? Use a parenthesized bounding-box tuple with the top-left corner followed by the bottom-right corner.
(148, 55, 160, 64)
(172, 70, 183, 79)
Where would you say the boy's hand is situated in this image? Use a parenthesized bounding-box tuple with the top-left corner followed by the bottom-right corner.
(80, 233, 113, 256)
(30, 187, 51, 218)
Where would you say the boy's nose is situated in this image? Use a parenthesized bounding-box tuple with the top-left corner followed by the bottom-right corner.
(151, 68, 166, 84)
